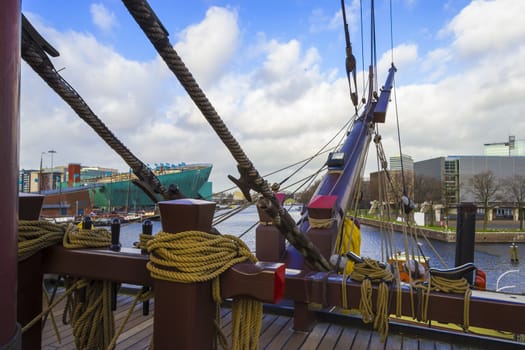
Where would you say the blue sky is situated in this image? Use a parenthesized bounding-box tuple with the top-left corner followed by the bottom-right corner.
(20, 0, 525, 192)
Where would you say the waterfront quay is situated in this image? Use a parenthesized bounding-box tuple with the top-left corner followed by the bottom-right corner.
(358, 217, 525, 243)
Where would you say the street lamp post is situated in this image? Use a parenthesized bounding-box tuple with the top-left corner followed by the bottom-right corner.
(48, 150, 56, 189)
(39, 151, 46, 193)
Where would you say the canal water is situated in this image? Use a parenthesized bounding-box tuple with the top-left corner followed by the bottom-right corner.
(117, 205, 525, 294)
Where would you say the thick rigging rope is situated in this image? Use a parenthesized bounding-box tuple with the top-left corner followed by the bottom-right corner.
(20, 14, 177, 204)
(121, 0, 331, 271)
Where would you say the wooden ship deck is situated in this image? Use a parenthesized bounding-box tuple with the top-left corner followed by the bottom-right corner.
(41, 289, 517, 350)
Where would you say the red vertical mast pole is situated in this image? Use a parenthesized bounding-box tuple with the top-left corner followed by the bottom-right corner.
(0, 0, 21, 348)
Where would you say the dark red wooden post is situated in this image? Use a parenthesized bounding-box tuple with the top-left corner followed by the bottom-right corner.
(17, 195, 45, 349)
(255, 193, 286, 261)
(0, 1, 21, 348)
(153, 199, 216, 350)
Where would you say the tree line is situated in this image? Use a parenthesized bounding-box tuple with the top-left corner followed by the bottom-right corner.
(414, 172, 525, 230)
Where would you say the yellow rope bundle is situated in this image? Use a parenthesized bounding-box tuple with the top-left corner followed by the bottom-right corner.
(350, 258, 393, 342)
(420, 275, 471, 330)
(146, 230, 262, 350)
(63, 223, 112, 249)
(61, 225, 121, 349)
(18, 220, 66, 261)
(137, 233, 154, 250)
(62, 278, 115, 350)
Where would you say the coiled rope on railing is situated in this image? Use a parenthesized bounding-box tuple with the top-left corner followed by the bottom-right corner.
(18, 220, 66, 262)
(146, 230, 262, 350)
(18, 222, 153, 350)
(63, 224, 112, 249)
(350, 258, 394, 342)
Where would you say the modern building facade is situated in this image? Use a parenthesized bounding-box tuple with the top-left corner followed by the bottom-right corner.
(369, 154, 415, 204)
(414, 155, 525, 219)
(484, 136, 525, 156)
(390, 154, 414, 172)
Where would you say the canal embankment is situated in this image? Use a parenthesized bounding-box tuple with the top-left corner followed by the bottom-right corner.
(357, 217, 525, 243)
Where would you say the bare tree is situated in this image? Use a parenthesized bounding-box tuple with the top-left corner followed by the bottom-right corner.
(414, 174, 442, 204)
(467, 171, 498, 230)
(502, 174, 525, 230)
(296, 180, 321, 204)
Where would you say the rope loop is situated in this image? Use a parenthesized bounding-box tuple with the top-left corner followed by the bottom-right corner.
(350, 257, 393, 342)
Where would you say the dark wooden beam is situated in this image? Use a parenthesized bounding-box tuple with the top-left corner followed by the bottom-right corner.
(284, 271, 525, 334)
(42, 246, 152, 285)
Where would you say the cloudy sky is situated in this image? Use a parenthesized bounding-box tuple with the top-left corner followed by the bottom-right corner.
(20, 0, 525, 193)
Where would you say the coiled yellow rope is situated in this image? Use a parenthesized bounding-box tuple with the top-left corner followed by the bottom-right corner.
(350, 258, 393, 342)
(146, 230, 262, 350)
(63, 223, 112, 248)
(137, 233, 154, 250)
(18, 220, 66, 261)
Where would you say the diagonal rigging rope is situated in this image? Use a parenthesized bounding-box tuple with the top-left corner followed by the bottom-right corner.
(121, 0, 331, 271)
(20, 14, 178, 203)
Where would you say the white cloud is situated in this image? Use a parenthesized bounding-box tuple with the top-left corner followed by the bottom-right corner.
(19, 1, 525, 195)
(90, 3, 116, 32)
(174, 6, 240, 87)
(445, 0, 525, 59)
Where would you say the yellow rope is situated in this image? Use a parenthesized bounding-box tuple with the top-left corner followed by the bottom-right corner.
(350, 258, 393, 342)
(22, 279, 85, 333)
(420, 275, 471, 331)
(106, 288, 153, 350)
(43, 288, 61, 344)
(146, 230, 262, 350)
(137, 233, 154, 250)
(63, 223, 112, 249)
(18, 220, 66, 261)
(61, 225, 117, 349)
(308, 217, 334, 229)
(62, 278, 115, 350)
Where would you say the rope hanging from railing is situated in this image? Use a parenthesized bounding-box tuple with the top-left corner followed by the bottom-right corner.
(146, 230, 263, 350)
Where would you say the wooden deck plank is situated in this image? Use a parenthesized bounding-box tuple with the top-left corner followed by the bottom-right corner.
(300, 322, 330, 349)
(263, 318, 293, 349)
(259, 315, 290, 348)
(279, 329, 309, 349)
(401, 336, 419, 350)
(367, 331, 386, 350)
(318, 324, 344, 349)
(351, 328, 372, 349)
(333, 327, 358, 349)
(419, 338, 436, 350)
(434, 342, 452, 350)
(384, 332, 402, 350)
